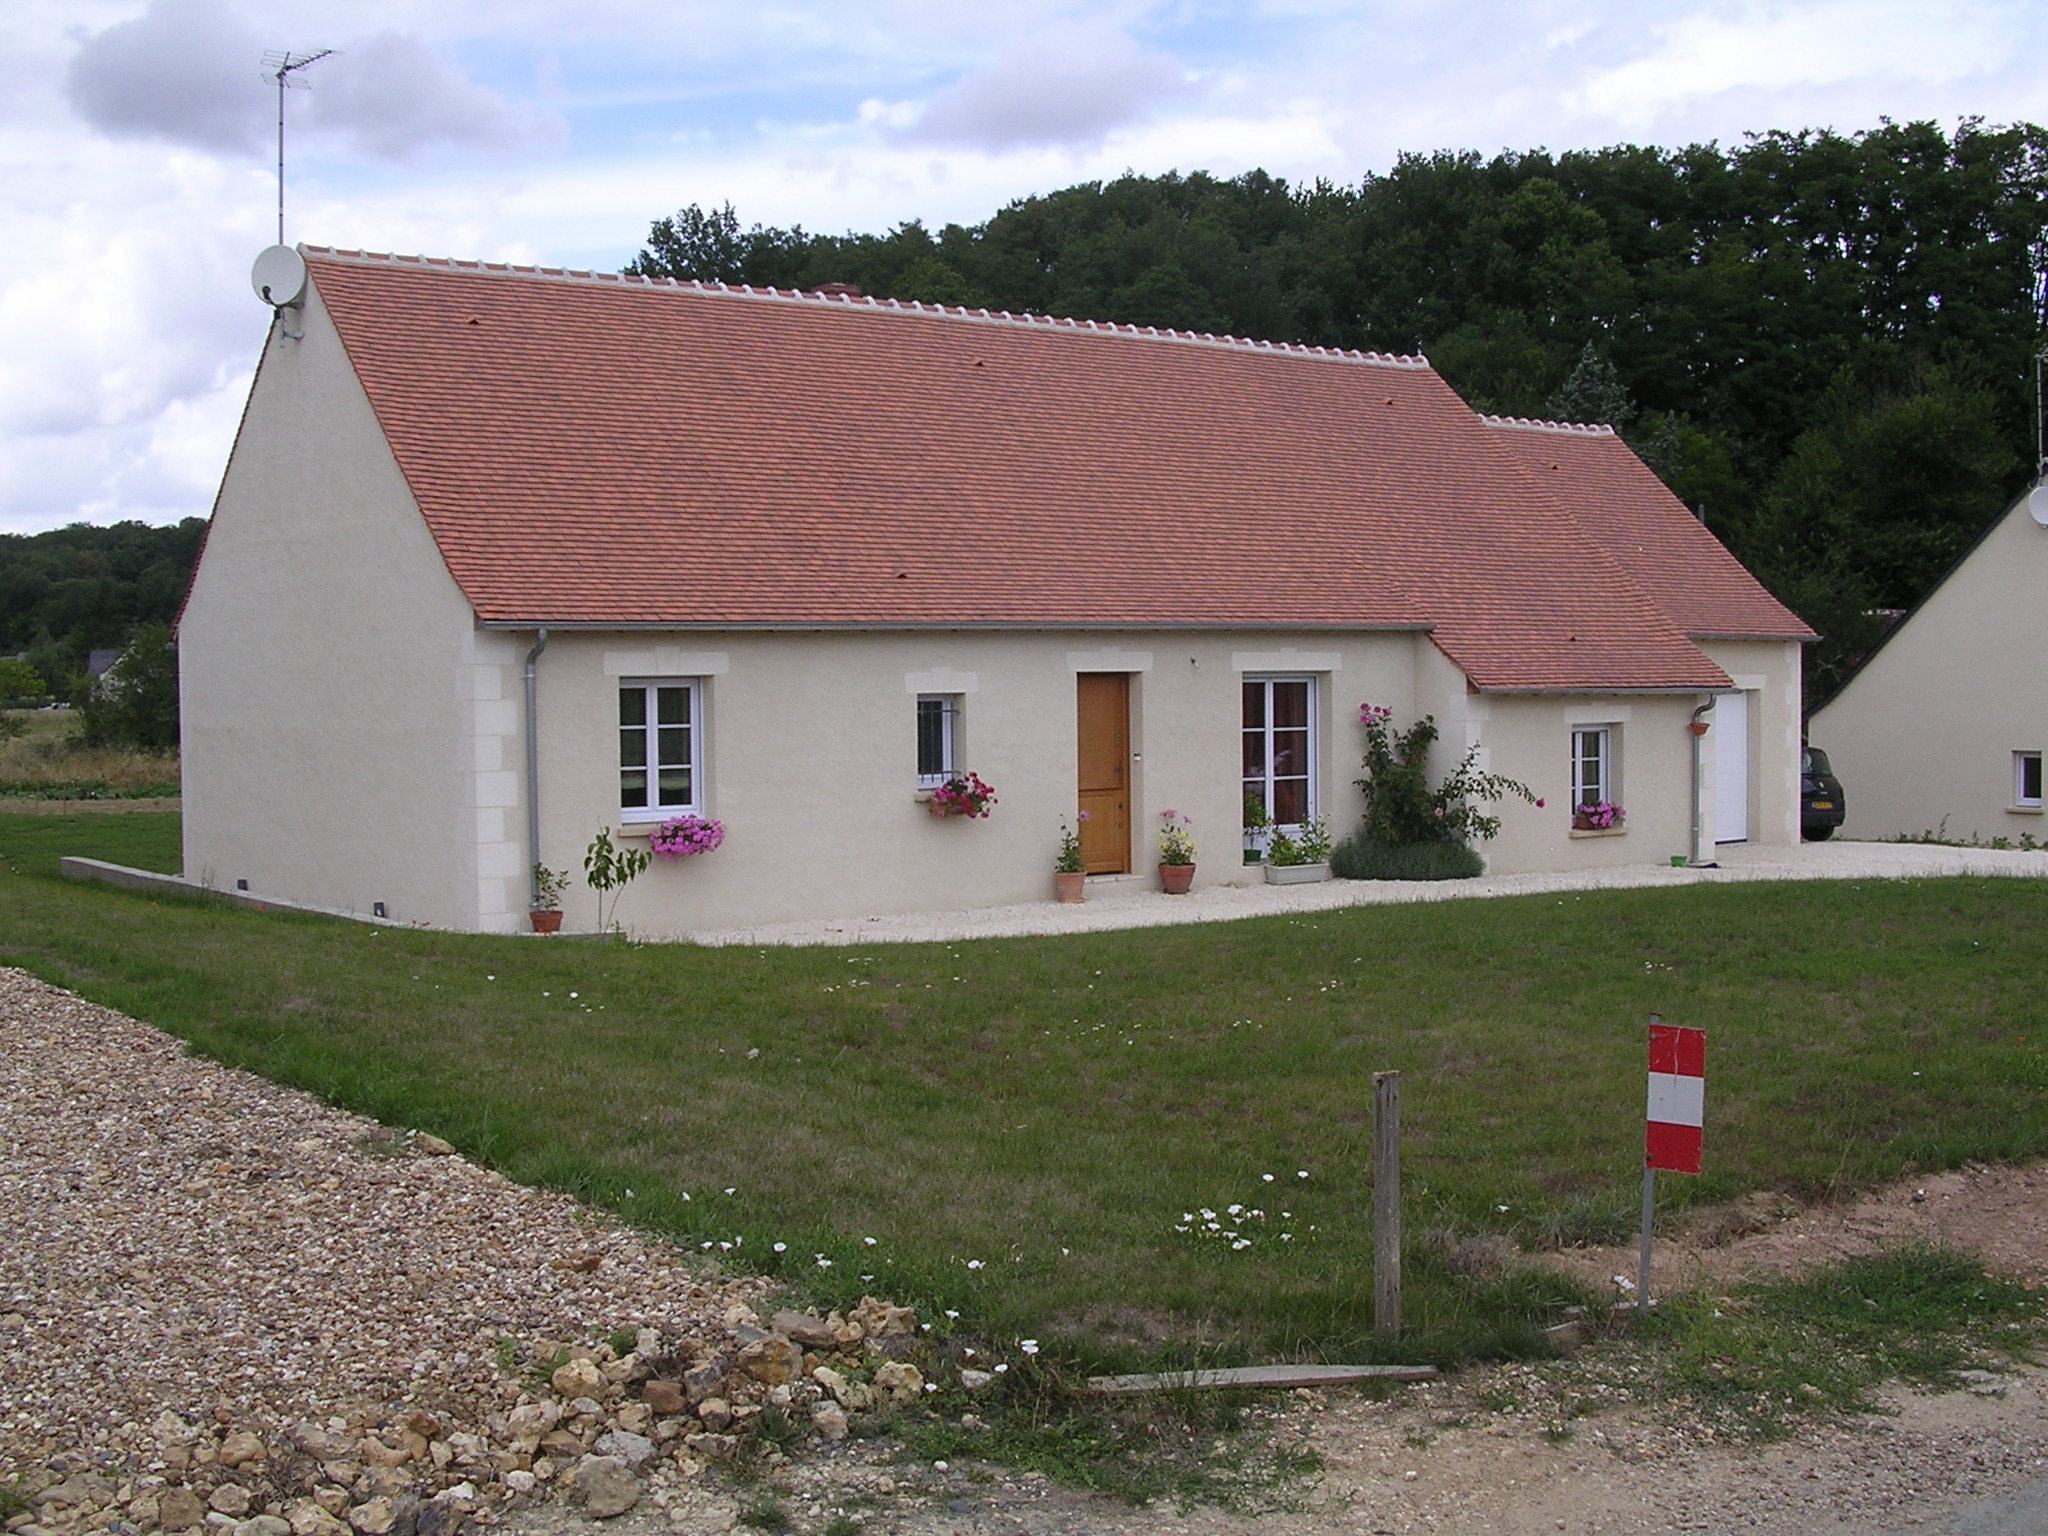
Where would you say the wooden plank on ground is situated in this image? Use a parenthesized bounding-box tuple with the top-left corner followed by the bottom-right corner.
(1083, 1363, 1438, 1396)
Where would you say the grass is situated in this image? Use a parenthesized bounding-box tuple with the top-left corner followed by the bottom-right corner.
(1653, 1248, 2042, 1437)
(0, 708, 180, 799)
(4, 809, 2048, 1380)
(901, 1372, 1324, 1511)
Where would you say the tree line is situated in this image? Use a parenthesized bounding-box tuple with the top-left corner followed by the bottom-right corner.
(630, 120, 2048, 698)
(0, 519, 205, 698)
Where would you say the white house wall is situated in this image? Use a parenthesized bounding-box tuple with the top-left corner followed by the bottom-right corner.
(520, 629, 1789, 935)
(1697, 639, 1803, 849)
(1809, 499, 2048, 842)
(181, 281, 523, 931)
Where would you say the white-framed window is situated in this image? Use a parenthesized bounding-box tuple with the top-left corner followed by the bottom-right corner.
(2016, 751, 2043, 808)
(1572, 726, 1612, 808)
(1243, 676, 1317, 829)
(619, 679, 703, 821)
(916, 695, 961, 786)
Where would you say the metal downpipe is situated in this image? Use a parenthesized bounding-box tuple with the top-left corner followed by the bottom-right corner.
(524, 629, 549, 907)
(1689, 698, 1714, 867)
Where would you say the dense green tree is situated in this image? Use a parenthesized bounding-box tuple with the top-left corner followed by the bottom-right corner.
(0, 519, 206, 692)
(78, 623, 180, 753)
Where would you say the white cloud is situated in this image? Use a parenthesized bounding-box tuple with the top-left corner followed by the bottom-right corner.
(64, 0, 562, 165)
(1577, 1, 2022, 126)
(307, 30, 565, 161)
(895, 22, 1196, 151)
(65, 0, 271, 156)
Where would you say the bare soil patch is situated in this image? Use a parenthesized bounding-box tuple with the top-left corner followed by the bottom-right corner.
(1543, 1162, 2048, 1299)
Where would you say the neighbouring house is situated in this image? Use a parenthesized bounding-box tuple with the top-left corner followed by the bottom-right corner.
(179, 247, 1812, 935)
(1808, 484, 2048, 843)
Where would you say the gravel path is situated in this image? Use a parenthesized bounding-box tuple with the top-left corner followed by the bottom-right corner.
(0, 966, 767, 1476)
(674, 840, 2048, 947)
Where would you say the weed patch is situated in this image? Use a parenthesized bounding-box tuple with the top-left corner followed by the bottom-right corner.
(1654, 1249, 2042, 1438)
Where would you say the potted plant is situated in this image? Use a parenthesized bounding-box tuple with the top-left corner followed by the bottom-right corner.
(1265, 815, 1333, 884)
(1054, 816, 1086, 903)
(1572, 800, 1626, 832)
(1158, 810, 1197, 894)
(1242, 793, 1272, 864)
(651, 813, 725, 857)
(928, 771, 998, 819)
(529, 864, 569, 934)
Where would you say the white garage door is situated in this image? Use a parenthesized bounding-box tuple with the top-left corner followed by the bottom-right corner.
(1716, 691, 1749, 844)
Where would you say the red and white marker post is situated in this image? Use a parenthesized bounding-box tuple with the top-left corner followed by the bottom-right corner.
(1638, 1014, 1705, 1318)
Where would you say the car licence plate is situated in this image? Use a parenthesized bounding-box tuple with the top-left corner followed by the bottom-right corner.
(1812, 800, 1834, 809)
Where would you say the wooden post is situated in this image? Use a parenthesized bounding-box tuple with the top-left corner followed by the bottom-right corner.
(1637, 1165, 1656, 1325)
(1374, 1070, 1401, 1338)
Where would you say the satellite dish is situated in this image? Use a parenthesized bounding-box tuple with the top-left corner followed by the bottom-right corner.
(251, 245, 307, 308)
(2031, 482, 2048, 527)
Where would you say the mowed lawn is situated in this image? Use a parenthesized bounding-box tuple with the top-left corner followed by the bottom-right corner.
(4, 808, 2046, 1365)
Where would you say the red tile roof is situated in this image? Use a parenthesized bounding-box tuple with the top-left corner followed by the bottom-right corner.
(297, 248, 1792, 692)
(1482, 417, 1814, 643)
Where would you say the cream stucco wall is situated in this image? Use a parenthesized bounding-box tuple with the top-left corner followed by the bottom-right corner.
(181, 282, 526, 931)
(1809, 497, 2048, 843)
(522, 629, 1799, 935)
(530, 630, 1432, 935)
(1697, 639, 1804, 849)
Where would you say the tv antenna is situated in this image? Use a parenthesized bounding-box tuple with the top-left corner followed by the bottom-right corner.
(260, 48, 335, 246)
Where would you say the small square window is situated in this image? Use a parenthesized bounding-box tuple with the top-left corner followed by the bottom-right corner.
(917, 695, 960, 785)
(2016, 751, 2042, 807)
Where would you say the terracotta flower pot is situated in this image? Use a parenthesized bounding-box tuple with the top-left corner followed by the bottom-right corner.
(1159, 862, 1196, 895)
(1054, 870, 1086, 904)
(529, 909, 563, 934)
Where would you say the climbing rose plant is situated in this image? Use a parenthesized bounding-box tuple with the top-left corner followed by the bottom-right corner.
(1354, 704, 1539, 846)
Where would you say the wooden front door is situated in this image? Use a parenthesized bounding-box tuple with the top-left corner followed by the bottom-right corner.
(1076, 673, 1131, 874)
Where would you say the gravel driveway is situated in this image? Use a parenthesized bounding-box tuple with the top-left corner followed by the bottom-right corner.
(0, 967, 766, 1476)
(675, 840, 2048, 947)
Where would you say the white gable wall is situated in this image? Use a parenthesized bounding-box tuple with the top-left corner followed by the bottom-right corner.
(181, 282, 523, 930)
(1810, 498, 2048, 843)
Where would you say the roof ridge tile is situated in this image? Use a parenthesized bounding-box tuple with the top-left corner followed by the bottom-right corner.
(298, 244, 1433, 369)
(1479, 413, 1618, 437)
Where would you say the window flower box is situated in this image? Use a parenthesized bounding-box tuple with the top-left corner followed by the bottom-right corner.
(927, 771, 997, 818)
(1265, 861, 1330, 885)
(1571, 800, 1625, 832)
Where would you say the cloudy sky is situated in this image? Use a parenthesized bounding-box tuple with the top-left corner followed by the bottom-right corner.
(4, 0, 2044, 535)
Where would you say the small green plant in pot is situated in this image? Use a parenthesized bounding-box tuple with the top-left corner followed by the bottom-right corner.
(1242, 792, 1272, 864)
(529, 863, 570, 933)
(1157, 809, 1197, 894)
(1054, 816, 1086, 903)
(1266, 815, 1334, 882)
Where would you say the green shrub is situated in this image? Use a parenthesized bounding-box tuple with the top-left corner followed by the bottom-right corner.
(0, 657, 46, 704)
(78, 625, 179, 753)
(1330, 832, 1483, 881)
(1354, 705, 1535, 845)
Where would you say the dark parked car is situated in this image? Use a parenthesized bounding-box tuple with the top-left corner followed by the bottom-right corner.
(1802, 746, 1845, 841)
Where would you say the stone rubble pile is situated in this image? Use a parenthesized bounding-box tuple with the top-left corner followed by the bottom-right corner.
(4, 1300, 959, 1536)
